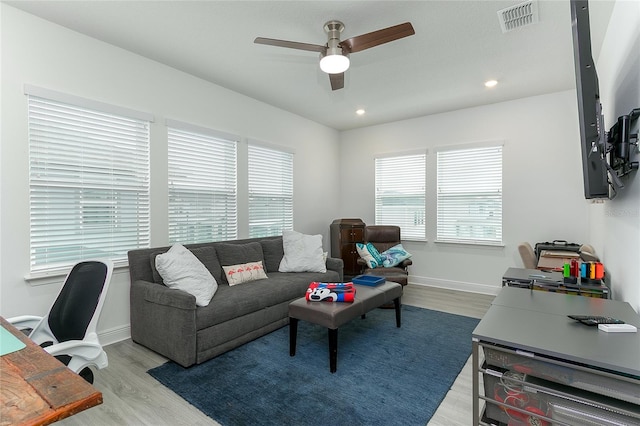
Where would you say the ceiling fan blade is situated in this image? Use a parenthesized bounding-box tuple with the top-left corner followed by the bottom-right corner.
(329, 73, 344, 91)
(341, 22, 415, 53)
(254, 37, 326, 53)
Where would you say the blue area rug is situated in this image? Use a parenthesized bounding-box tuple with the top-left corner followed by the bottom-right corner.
(148, 305, 479, 426)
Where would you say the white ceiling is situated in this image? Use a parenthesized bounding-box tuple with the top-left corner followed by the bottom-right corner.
(6, 0, 615, 131)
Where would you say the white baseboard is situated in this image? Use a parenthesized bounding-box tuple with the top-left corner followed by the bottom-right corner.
(99, 324, 131, 346)
(408, 275, 501, 296)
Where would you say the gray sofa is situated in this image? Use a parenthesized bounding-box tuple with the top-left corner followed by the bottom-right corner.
(127, 236, 343, 367)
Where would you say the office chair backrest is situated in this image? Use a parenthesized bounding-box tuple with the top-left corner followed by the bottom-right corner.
(518, 242, 537, 269)
(48, 261, 110, 343)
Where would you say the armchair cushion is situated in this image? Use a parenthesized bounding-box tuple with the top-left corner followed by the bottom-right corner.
(356, 242, 383, 268)
(380, 244, 412, 268)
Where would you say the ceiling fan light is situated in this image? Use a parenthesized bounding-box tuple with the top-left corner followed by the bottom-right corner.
(320, 54, 350, 74)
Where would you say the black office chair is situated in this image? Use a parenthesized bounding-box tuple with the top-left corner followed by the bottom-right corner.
(9, 260, 113, 383)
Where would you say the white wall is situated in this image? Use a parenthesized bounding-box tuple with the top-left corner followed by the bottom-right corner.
(3, 0, 638, 346)
(0, 5, 341, 342)
(339, 91, 591, 294)
(590, 0, 640, 312)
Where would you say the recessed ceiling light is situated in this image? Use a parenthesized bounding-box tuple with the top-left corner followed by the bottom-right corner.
(485, 79, 498, 88)
(356, 109, 366, 116)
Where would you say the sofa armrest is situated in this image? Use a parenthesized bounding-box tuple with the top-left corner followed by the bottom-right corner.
(140, 280, 197, 310)
(325, 257, 344, 282)
(130, 279, 198, 367)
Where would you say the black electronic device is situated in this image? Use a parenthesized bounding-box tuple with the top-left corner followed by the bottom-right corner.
(608, 109, 640, 181)
(568, 315, 625, 326)
(570, 0, 638, 199)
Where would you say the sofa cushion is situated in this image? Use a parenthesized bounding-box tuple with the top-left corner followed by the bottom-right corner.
(149, 245, 223, 284)
(279, 230, 326, 273)
(222, 261, 268, 286)
(260, 237, 284, 272)
(155, 243, 218, 307)
(150, 250, 169, 284)
(195, 270, 341, 330)
(189, 246, 224, 283)
(215, 242, 265, 284)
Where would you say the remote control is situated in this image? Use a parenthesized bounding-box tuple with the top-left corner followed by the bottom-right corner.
(567, 315, 625, 326)
(598, 324, 637, 333)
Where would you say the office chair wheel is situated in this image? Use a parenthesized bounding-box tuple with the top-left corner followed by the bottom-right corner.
(79, 367, 94, 384)
(55, 355, 94, 383)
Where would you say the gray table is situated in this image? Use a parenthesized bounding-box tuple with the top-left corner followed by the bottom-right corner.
(289, 281, 402, 373)
(502, 267, 609, 298)
(472, 287, 640, 425)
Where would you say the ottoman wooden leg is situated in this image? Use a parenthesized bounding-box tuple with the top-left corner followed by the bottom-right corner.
(289, 317, 298, 356)
(394, 298, 401, 328)
(328, 328, 338, 373)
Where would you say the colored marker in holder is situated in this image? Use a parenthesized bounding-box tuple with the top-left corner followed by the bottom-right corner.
(595, 262, 604, 280)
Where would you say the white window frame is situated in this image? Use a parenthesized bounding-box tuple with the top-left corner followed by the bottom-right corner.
(248, 141, 294, 238)
(167, 120, 238, 244)
(436, 141, 503, 246)
(26, 86, 152, 276)
(374, 151, 427, 241)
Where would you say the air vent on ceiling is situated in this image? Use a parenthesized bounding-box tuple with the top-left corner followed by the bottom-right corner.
(497, 1, 539, 33)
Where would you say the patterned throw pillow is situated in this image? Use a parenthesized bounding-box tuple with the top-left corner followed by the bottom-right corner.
(367, 243, 384, 264)
(380, 244, 412, 268)
(223, 261, 268, 286)
(356, 242, 383, 268)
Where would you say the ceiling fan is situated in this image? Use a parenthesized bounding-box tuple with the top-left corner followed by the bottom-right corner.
(254, 21, 415, 90)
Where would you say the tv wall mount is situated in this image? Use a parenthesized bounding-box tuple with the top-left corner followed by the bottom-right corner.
(592, 107, 639, 195)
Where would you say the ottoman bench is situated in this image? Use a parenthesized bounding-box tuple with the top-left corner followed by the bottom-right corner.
(288, 281, 403, 373)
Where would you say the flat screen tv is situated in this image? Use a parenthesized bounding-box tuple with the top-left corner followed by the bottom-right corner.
(570, 0, 610, 199)
(571, 0, 639, 199)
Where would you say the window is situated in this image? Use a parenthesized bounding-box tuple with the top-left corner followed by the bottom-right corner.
(248, 143, 293, 238)
(27, 91, 151, 274)
(436, 143, 503, 245)
(167, 124, 238, 244)
(375, 153, 426, 240)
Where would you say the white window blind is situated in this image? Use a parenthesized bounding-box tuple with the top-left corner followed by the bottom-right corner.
(436, 144, 503, 245)
(248, 144, 293, 238)
(168, 126, 238, 243)
(28, 95, 150, 274)
(375, 153, 426, 241)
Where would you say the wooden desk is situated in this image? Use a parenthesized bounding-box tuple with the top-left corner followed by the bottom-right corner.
(0, 317, 102, 425)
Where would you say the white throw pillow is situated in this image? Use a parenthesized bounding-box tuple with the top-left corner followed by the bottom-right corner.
(279, 230, 327, 273)
(155, 243, 218, 307)
(222, 261, 268, 286)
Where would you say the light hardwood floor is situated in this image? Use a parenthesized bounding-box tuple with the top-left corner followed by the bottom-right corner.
(58, 284, 494, 426)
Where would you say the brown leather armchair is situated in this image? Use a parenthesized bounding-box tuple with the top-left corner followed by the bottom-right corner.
(357, 225, 412, 286)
